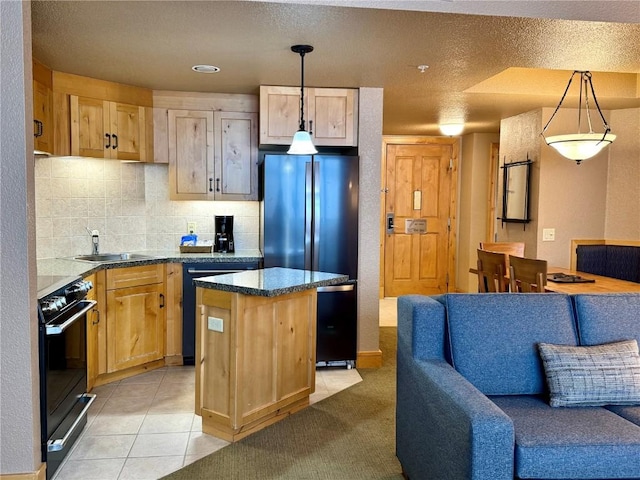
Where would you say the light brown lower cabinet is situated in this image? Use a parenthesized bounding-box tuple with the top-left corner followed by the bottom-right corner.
(87, 265, 167, 387)
(195, 287, 316, 442)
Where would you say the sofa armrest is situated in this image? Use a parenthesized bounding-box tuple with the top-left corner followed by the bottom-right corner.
(396, 346, 514, 480)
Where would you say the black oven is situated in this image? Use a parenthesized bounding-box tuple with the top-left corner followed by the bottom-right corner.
(37, 276, 96, 479)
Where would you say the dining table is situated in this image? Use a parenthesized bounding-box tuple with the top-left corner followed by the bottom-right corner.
(544, 267, 640, 294)
(469, 266, 640, 294)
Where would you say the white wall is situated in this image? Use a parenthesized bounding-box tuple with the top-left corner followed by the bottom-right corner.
(457, 132, 499, 292)
(605, 108, 640, 239)
(357, 87, 383, 354)
(0, 0, 42, 475)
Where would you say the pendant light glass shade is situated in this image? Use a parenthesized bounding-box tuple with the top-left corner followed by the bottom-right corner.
(288, 130, 318, 154)
(545, 132, 616, 162)
(288, 45, 317, 155)
(541, 71, 615, 164)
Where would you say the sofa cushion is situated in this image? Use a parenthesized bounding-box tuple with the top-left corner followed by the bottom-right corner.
(445, 294, 578, 395)
(574, 293, 640, 346)
(538, 339, 640, 407)
(491, 395, 640, 479)
(607, 405, 640, 427)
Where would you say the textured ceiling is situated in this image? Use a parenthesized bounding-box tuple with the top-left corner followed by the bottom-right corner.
(30, 0, 640, 135)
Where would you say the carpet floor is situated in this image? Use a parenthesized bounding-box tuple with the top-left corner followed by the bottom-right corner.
(161, 327, 402, 480)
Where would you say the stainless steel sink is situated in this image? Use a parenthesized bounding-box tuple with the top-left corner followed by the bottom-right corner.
(73, 253, 153, 263)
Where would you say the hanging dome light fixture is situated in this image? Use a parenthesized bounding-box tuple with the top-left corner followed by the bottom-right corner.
(541, 70, 616, 165)
(287, 45, 318, 155)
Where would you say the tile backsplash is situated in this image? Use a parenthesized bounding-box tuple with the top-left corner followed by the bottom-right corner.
(35, 157, 259, 259)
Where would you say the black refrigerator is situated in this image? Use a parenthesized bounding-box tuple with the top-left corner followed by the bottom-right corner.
(261, 153, 358, 367)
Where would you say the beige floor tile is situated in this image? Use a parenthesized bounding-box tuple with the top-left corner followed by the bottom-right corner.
(161, 367, 195, 384)
(128, 432, 189, 457)
(52, 458, 125, 480)
(119, 370, 165, 385)
(68, 434, 135, 460)
(85, 414, 145, 436)
(113, 382, 160, 398)
(186, 431, 229, 456)
(118, 456, 185, 480)
(190, 414, 202, 432)
(183, 453, 209, 466)
(139, 413, 195, 434)
(380, 297, 398, 326)
(100, 396, 153, 415)
(148, 393, 194, 414)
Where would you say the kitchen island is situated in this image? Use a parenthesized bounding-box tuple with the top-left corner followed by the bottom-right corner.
(193, 267, 347, 442)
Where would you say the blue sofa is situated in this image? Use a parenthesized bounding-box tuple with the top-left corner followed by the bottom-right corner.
(396, 293, 640, 480)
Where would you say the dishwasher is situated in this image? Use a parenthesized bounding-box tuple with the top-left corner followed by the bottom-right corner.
(182, 261, 261, 365)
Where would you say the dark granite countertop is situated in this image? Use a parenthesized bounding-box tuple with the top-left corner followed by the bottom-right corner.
(36, 249, 262, 297)
(194, 267, 349, 297)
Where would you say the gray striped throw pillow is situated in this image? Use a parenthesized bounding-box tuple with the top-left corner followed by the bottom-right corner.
(538, 339, 640, 407)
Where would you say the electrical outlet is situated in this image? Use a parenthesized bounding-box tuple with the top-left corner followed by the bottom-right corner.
(187, 222, 197, 234)
(542, 228, 555, 242)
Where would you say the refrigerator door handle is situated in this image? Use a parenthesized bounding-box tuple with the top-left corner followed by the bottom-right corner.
(305, 161, 313, 270)
(313, 161, 321, 269)
(317, 284, 355, 293)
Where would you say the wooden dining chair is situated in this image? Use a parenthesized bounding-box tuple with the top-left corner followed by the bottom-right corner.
(476, 249, 508, 292)
(479, 241, 525, 274)
(509, 255, 548, 293)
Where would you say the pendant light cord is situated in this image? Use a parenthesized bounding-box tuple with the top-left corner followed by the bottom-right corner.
(299, 50, 306, 131)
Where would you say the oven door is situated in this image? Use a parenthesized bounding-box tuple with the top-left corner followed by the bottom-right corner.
(40, 299, 96, 478)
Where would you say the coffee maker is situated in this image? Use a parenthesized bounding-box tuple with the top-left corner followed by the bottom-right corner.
(214, 216, 234, 253)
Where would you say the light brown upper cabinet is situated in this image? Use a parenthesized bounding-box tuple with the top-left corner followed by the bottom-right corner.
(166, 109, 258, 201)
(52, 71, 154, 160)
(70, 96, 147, 161)
(259, 86, 358, 147)
(33, 59, 53, 154)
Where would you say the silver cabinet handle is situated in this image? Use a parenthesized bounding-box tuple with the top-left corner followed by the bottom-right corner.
(47, 394, 96, 452)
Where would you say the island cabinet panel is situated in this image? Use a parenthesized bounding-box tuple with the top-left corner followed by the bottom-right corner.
(196, 287, 317, 442)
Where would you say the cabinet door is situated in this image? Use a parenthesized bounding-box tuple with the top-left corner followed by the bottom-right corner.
(168, 110, 214, 200)
(307, 88, 358, 147)
(70, 96, 109, 158)
(214, 111, 258, 200)
(86, 271, 107, 390)
(110, 102, 146, 161)
(106, 283, 165, 372)
(33, 80, 53, 154)
(259, 85, 306, 145)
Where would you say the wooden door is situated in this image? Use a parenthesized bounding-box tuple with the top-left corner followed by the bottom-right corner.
(384, 142, 455, 296)
(70, 96, 109, 158)
(110, 102, 145, 161)
(213, 111, 258, 200)
(168, 110, 214, 200)
(106, 283, 164, 372)
(307, 88, 357, 147)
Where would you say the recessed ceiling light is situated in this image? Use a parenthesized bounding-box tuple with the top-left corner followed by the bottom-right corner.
(417, 65, 429, 73)
(192, 65, 221, 74)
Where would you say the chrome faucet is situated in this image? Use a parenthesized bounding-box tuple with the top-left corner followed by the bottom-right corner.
(87, 228, 99, 255)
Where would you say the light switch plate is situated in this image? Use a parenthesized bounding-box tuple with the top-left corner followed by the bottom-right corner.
(542, 228, 555, 241)
(207, 316, 223, 332)
(187, 222, 197, 234)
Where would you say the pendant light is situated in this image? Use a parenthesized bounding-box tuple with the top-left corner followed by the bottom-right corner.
(541, 70, 616, 164)
(287, 45, 318, 155)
